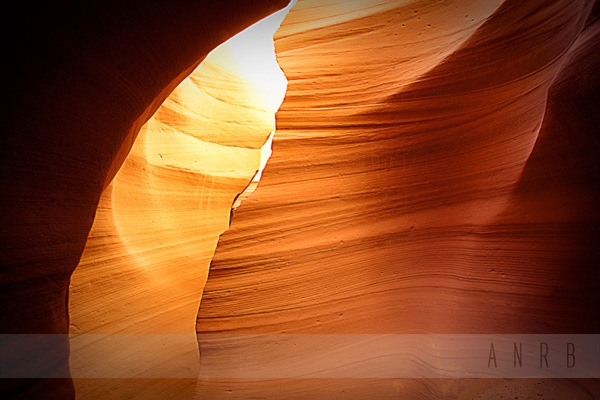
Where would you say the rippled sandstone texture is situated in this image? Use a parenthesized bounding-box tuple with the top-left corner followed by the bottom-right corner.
(197, 0, 600, 398)
(0, 1, 289, 399)
(1, 0, 599, 399)
(68, 5, 291, 399)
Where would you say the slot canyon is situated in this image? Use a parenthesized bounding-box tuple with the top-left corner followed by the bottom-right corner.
(1, 0, 599, 399)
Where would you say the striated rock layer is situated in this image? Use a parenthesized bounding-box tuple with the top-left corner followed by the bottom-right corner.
(0, 1, 289, 399)
(68, 4, 291, 400)
(1, 0, 599, 399)
(197, 0, 600, 398)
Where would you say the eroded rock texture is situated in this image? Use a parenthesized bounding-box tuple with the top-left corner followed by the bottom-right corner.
(68, 5, 290, 399)
(0, 1, 288, 399)
(197, 0, 600, 398)
(1, 0, 599, 399)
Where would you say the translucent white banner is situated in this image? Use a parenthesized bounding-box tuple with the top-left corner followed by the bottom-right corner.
(198, 334, 600, 379)
(0, 334, 598, 378)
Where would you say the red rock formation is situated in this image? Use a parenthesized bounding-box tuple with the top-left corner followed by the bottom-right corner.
(196, 0, 600, 397)
(0, 1, 289, 399)
(67, 5, 292, 398)
(1, 0, 599, 399)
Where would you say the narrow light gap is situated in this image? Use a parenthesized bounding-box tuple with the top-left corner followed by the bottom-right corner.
(68, 3, 295, 397)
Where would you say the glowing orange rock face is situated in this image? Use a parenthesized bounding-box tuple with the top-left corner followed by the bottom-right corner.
(33, 0, 597, 398)
(201, 0, 589, 335)
(196, 0, 600, 398)
(68, 5, 292, 398)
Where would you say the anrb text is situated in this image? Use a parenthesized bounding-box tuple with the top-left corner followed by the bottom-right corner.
(487, 342, 576, 368)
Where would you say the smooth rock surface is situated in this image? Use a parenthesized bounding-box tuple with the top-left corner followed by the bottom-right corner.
(197, 0, 600, 398)
(68, 5, 291, 398)
(1, 0, 599, 399)
(0, 1, 289, 399)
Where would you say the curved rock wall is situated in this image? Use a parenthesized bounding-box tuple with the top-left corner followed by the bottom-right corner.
(1, 0, 599, 399)
(0, 1, 289, 399)
(68, 5, 291, 398)
(197, 0, 600, 398)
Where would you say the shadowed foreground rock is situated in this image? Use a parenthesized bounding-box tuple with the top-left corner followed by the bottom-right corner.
(0, 1, 289, 399)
